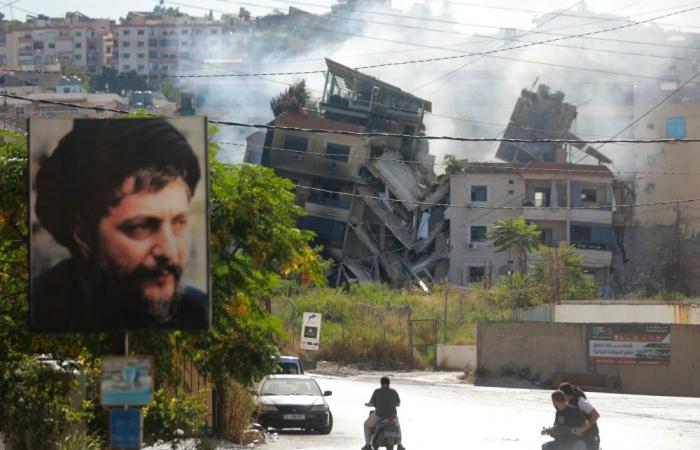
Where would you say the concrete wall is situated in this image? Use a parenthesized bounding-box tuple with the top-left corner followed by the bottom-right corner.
(437, 344, 476, 370)
(477, 321, 700, 397)
(517, 301, 700, 325)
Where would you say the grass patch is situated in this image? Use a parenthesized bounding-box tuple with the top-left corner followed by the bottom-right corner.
(272, 283, 511, 368)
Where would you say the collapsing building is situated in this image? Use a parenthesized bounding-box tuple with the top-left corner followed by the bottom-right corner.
(261, 59, 449, 288)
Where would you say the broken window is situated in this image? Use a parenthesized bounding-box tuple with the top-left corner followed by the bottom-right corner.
(470, 226, 487, 242)
(538, 228, 553, 247)
(666, 117, 686, 138)
(469, 267, 485, 283)
(570, 224, 612, 250)
(284, 135, 308, 153)
(534, 187, 551, 207)
(581, 189, 597, 203)
(325, 143, 350, 162)
(471, 185, 487, 202)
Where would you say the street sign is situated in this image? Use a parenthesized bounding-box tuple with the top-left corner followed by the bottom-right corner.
(101, 356, 153, 406)
(300, 312, 322, 351)
(110, 409, 142, 449)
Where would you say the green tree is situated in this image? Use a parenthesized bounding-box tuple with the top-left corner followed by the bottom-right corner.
(0, 126, 326, 445)
(159, 80, 180, 102)
(443, 154, 467, 174)
(530, 242, 598, 302)
(270, 79, 316, 116)
(487, 216, 541, 275)
(89, 66, 148, 94)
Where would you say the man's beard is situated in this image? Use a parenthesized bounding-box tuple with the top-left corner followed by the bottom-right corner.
(95, 260, 185, 324)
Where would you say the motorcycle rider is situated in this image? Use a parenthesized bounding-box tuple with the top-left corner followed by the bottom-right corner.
(542, 390, 589, 450)
(362, 376, 405, 450)
(558, 382, 601, 450)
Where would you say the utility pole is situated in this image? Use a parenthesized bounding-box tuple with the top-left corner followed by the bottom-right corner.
(443, 278, 448, 345)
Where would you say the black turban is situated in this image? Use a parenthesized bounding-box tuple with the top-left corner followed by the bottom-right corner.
(35, 119, 201, 250)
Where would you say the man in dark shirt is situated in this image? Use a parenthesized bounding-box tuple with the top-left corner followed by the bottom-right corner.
(362, 376, 404, 450)
(542, 390, 589, 450)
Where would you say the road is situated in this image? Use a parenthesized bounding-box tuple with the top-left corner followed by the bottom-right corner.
(266, 371, 700, 450)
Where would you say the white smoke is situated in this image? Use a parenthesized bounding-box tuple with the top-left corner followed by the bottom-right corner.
(177, 0, 700, 170)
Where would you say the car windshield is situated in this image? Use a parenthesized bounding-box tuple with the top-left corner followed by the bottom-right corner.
(260, 378, 321, 396)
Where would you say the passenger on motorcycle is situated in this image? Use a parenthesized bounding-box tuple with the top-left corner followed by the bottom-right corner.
(541, 390, 589, 450)
(558, 382, 601, 450)
(362, 376, 405, 450)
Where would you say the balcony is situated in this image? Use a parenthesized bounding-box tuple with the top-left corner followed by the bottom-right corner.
(571, 207, 613, 224)
(523, 206, 567, 221)
(304, 201, 351, 222)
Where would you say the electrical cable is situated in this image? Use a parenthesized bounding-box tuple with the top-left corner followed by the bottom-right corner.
(5, 91, 700, 144)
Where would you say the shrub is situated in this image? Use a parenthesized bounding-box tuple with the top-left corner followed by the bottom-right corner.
(220, 380, 257, 444)
(56, 431, 102, 450)
(142, 388, 208, 449)
(0, 356, 88, 450)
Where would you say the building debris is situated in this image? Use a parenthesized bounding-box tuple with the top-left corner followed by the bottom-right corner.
(261, 59, 448, 289)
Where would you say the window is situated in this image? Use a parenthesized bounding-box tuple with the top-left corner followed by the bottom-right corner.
(508, 190, 514, 195)
(581, 189, 597, 203)
(122, 41, 130, 47)
(122, 29, 130, 36)
(75, 31, 82, 37)
(148, 39, 158, 47)
(181, 29, 189, 34)
(137, 41, 144, 47)
(508, 180, 514, 184)
(471, 185, 487, 202)
(137, 29, 145, 35)
(48, 43, 55, 49)
(325, 143, 350, 162)
(74, 55, 82, 61)
(75, 42, 82, 48)
(469, 267, 485, 283)
(138, 64, 145, 71)
(122, 64, 130, 70)
(666, 117, 686, 138)
(137, 53, 145, 58)
(283, 135, 308, 153)
(181, 41, 189, 47)
(148, 51, 158, 58)
(470, 226, 487, 242)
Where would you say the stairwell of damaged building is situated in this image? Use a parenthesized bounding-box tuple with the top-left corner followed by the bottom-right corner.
(250, 62, 619, 294)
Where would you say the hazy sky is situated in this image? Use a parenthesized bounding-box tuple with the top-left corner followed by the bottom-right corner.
(8, 0, 700, 31)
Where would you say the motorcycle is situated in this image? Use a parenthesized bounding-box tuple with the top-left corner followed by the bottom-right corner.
(368, 410, 402, 450)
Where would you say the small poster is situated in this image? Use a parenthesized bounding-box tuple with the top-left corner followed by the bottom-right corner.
(589, 324, 671, 365)
(301, 312, 322, 351)
(110, 409, 142, 449)
(101, 356, 153, 406)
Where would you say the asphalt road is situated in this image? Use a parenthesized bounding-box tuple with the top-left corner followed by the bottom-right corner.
(266, 372, 700, 450)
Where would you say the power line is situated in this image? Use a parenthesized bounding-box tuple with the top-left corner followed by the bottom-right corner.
(576, 67, 700, 163)
(295, 184, 700, 209)
(215, 140, 700, 176)
(153, 2, 700, 77)
(5, 91, 700, 144)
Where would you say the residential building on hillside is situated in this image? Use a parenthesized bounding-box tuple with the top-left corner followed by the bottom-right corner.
(112, 10, 224, 77)
(0, 12, 113, 71)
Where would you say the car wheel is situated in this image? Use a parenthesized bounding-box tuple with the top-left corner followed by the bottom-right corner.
(318, 411, 333, 435)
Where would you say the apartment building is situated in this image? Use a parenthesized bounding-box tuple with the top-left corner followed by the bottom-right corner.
(447, 163, 615, 289)
(112, 10, 224, 77)
(0, 12, 113, 71)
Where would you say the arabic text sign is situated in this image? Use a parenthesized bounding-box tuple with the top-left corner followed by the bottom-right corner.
(589, 324, 671, 365)
(101, 356, 153, 406)
(301, 312, 322, 351)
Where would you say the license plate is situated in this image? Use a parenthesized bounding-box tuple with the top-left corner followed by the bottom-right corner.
(283, 414, 306, 420)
